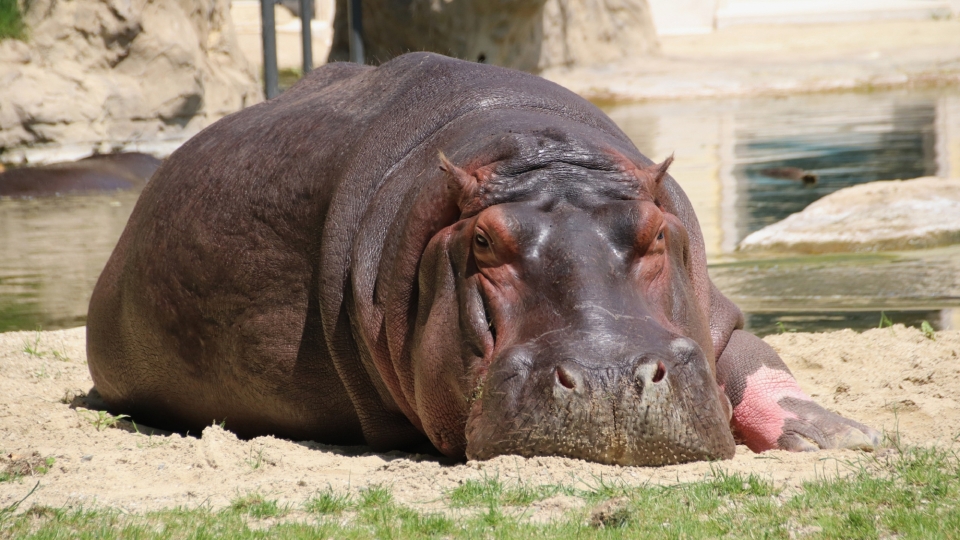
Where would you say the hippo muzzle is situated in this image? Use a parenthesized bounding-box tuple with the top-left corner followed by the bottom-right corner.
(466, 335, 735, 465)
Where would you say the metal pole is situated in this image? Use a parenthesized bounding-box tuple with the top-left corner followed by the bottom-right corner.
(348, 0, 364, 64)
(261, 0, 280, 99)
(299, 0, 313, 73)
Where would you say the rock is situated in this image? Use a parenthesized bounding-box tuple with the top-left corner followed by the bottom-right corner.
(278, 0, 315, 18)
(589, 497, 631, 528)
(327, 0, 659, 72)
(0, 0, 262, 164)
(737, 177, 960, 253)
(539, 0, 659, 71)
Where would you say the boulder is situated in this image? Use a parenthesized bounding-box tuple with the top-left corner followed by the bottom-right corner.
(327, 0, 659, 72)
(0, 0, 262, 164)
(737, 177, 960, 253)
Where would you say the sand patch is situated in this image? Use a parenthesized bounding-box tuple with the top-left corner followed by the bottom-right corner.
(1, 326, 957, 518)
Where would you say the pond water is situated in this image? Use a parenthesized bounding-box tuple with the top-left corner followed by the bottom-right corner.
(1, 87, 959, 335)
(605, 87, 960, 335)
(0, 192, 139, 333)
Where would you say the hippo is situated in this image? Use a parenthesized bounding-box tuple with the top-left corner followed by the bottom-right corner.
(86, 53, 878, 466)
(0, 153, 161, 198)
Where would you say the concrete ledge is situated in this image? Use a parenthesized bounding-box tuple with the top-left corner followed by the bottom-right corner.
(737, 177, 960, 253)
(542, 19, 960, 103)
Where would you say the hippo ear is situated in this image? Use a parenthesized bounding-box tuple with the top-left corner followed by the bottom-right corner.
(637, 154, 675, 187)
(438, 151, 480, 211)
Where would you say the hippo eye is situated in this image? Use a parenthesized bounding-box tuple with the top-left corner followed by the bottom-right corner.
(475, 233, 490, 248)
(657, 230, 664, 241)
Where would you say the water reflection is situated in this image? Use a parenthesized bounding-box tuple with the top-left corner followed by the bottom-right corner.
(604, 88, 960, 257)
(708, 246, 960, 335)
(604, 88, 960, 334)
(745, 309, 960, 338)
(1, 88, 959, 333)
(0, 192, 139, 332)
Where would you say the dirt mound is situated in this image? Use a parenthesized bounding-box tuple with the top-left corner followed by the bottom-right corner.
(1, 326, 957, 517)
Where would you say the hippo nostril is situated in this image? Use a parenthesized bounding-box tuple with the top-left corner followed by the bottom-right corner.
(652, 361, 667, 383)
(556, 366, 577, 390)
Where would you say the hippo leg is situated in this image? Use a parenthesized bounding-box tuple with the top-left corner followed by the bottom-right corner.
(716, 329, 881, 452)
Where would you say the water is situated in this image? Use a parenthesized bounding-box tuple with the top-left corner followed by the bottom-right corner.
(0, 192, 139, 332)
(707, 246, 960, 335)
(1, 87, 959, 335)
(604, 88, 957, 254)
(604, 87, 960, 335)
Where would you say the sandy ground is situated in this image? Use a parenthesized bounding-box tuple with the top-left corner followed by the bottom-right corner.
(1, 325, 958, 519)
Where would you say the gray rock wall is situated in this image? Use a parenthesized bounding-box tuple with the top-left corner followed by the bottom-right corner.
(328, 0, 659, 72)
(0, 0, 262, 163)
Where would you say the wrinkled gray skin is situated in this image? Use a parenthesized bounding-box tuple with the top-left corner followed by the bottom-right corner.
(87, 54, 878, 466)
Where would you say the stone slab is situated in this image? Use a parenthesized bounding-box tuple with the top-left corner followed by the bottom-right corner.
(737, 177, 960, 253)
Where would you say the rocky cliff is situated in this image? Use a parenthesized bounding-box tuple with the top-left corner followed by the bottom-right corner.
(328, 0, 659, 72)
(0, 0, 262, 163)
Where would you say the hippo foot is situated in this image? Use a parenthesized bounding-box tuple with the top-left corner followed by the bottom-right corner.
(729, 364, 880, 453)
(773, 397, 881, 452)
(718, 330, 881, 454)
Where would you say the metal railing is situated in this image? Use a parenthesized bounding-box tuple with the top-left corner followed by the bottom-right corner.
(261, 0, 364, 99)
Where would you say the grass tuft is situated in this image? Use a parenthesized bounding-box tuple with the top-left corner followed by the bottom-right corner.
(921, 320, 936, 340)
(22, 330, 43, 358)
(449, 475, 560, 507)
(230, 493, 287, 519)
(1, 453, 54, 483)
(245, 445, 266, 470)
(78, 409, 130, 431)
(702, 467, 778, 497)
(357, 484, 393, 509)
(304, 488, 351, 515)
(0, 0, 25, 41)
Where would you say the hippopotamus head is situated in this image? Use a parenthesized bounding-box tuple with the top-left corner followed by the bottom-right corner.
(394, 128, 736, 466)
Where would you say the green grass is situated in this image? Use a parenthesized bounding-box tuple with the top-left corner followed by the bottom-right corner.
(230, 493, 288, 519)
(3, 446, 960, 538)
(921, 320, 936, 340)
(77, 409, 130, 431)
(304, 488, 351, 515)
(22, 329, 43, 358)
(449, 475, 562, 507)
(278, 68, 303, 91)
(0, 0, 25, 41)
(1, 455, 54, 483)
(356, 484, 393, 509)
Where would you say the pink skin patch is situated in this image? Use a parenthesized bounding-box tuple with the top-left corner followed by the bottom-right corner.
(727, 365, 813, 452)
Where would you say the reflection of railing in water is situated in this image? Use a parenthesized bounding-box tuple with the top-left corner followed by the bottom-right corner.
(743, 308, 960, 337)
(708, 244, 960, 334)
